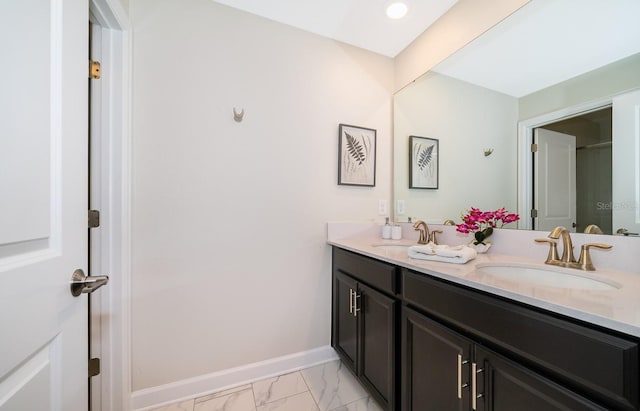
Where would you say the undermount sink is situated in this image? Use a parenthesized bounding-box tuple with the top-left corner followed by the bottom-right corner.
(476, 263, 621, 290)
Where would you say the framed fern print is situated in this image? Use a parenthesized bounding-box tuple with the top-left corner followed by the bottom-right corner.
(409, 136, 438, 189)
(338, 124, 376, 186)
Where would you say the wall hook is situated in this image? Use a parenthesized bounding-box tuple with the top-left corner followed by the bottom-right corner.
(233, 108, 245, 122)
(484, 148, 494, 157)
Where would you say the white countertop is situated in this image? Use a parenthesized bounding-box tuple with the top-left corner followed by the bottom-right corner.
(328, 233, 640, 338)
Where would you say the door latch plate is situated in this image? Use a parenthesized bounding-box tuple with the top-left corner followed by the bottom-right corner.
(88, 209, 100, 228)
(89, 60, 101, 79)
(89, 358, 101, 377)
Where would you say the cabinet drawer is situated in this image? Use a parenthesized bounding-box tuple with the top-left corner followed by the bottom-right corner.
(402, 269, 639, 410)
(333, 247, 398, 295)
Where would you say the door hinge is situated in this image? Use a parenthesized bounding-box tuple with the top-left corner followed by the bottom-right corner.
(88, 209, 100, 228)
(531, 209, 538, 218)
(531, 143, 538, 153)
(88, 358, 101, 377)
(89, 60, 101, 79)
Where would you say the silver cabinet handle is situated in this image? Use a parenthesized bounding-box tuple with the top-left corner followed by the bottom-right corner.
(353, 293, 361, 317)
(457, 354, 469, 399)
(349, 289, 353, 314)
(69, 269, 109, 297)
(471, 362, 484, 410)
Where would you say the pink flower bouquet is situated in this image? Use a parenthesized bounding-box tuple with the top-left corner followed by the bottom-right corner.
(456, 207, 520, 245)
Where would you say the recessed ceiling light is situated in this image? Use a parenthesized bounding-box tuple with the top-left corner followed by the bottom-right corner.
(386, 2, 408, 19)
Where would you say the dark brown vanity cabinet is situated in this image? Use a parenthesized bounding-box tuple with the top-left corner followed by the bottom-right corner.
(402, 269, 639, 411)
(403, 306, 608, 411)
(331, 247, 640, 410)
(332, 248, 399, 411)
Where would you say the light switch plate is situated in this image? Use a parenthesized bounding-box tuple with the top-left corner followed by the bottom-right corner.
(378, 199, 388, 216)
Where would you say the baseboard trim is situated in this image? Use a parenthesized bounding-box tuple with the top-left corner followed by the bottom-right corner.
(131, 345, 339, 410)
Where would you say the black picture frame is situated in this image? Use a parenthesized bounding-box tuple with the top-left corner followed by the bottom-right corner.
(338, 124, 376, 187)
(409, 135, 439, 189)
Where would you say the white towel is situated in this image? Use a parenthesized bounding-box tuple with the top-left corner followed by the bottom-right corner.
(408, 243, 477, 264)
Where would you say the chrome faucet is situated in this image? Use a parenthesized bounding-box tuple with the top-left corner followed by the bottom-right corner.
(413, 220, 430, 245)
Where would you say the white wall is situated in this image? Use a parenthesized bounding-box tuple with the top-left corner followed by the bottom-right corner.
(519, 52, 640, 120)
(394, 72, 518, 223)
(113, 0, 129, 16)
(131, 0, 393, 391)
(118, 0, 129, 14)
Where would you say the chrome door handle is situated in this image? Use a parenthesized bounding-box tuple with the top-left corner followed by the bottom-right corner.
(70, 269, 109, 297)
(471, 362, 484, 410)
(457, 354, 469, 399)
(349, 289, 354, 314)
(617, 228, 639, 236)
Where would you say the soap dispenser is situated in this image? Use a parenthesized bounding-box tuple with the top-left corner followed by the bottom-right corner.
(382, 217, 392, 239)
(391, 224, 402, 240)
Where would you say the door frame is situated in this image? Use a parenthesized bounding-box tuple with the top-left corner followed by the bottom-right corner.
(88, 1, 132, 410)
(517, 98, 613, 230)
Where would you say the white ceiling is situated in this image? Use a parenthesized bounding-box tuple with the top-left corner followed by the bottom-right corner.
(209, 0, 640, 96)
(210, 0, 459, 57)
(433, 0, 640, 97)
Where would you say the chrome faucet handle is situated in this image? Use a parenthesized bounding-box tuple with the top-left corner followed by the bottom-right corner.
(534, 238, 560, 265)
(572, 243, 613, 271)
(429, 229, 443, 245)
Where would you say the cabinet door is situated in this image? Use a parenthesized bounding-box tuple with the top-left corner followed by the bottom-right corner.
(402, 307, 472, 411)
(333, 270, 358, 373)
(359, 283, 397, 410)
(475, 346, 607, 411)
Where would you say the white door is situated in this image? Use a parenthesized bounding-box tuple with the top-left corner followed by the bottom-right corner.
(612, 89, 640, 236)
(534, 128, 577, 231)
(0, 0, 89, 410)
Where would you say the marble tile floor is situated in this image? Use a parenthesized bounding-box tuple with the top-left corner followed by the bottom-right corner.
(150, 359, 384, 411)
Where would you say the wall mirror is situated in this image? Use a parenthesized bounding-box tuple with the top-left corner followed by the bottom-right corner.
(393, 0, 640, 236)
